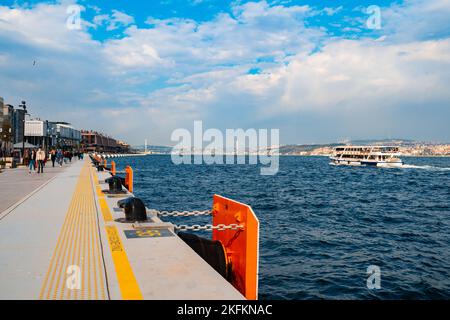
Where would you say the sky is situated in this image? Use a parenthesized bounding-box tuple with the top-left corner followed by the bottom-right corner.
(0, 0, 449, 145)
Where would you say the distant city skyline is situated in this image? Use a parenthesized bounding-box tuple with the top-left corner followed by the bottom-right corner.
(1, 0, 449, 145)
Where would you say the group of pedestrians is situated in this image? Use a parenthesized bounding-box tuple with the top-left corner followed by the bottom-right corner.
(25, 147, 82, 175)
(49, 149, 65, 167)
(27, 148, 46, 174)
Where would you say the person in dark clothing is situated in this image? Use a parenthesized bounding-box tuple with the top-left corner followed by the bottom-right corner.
(50, 149, 56, 167)
(56, 149, 63, 166)
(28, 149, 36, 174)
(23, 148, 30, 166)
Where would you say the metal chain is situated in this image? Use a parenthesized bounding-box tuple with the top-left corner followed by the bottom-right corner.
(148, 209, 212, 217)
(149, 209, 243, 232)
(174, 223, 244, 232)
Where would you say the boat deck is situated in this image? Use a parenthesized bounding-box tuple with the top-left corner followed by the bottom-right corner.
(0, 158, 243, 300)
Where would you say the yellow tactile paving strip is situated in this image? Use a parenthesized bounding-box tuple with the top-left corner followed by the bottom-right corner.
(91, 165, 143, 300)
(39, 160, 107, 300)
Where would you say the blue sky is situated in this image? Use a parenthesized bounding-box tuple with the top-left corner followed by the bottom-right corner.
(0, 0, 449, 145)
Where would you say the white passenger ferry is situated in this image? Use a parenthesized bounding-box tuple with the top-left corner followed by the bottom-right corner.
(330, 146, 403, 167)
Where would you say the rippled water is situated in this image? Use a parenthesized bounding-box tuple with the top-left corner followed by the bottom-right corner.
(116, 155, 450, 299)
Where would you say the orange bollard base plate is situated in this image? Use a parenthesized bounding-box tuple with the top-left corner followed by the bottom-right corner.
(212, 194, 259, 300)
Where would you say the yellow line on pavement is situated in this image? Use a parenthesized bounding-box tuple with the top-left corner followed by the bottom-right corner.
(91, 166, 143, 300)
(99, 197, 113, 222)
(104, 225, 143, 300)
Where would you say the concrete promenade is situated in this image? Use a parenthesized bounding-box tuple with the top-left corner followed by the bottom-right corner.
(0, 161, 76, 214)
(0, 157, 243, 300)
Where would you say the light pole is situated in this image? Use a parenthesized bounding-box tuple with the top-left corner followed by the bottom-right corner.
(45, 120, 49, 151)
(18, 101, 28, 164)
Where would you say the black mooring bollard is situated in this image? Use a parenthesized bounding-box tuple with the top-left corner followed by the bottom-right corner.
(105, 176, 123, 193)
(117, 197, 147, 222)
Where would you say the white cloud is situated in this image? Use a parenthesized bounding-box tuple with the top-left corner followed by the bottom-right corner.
(92, 14, 109, 26)
(189, 0, 208, 5)
(277, 39, 450, 112)
(0, 3, 93, 51)
(93, 9, 135, 31)
(108, 9, 134, 30)
(322, 6, 343, 16)
(382, 0, 450, 42)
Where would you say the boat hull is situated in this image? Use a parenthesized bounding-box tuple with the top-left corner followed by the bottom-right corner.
(330, 158, 403, 167)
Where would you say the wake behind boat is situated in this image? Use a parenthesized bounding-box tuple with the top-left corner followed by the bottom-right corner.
(330, 146, 403, 167)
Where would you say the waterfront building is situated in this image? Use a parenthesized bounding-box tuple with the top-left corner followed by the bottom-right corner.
(117, 140, 131, 153)
(81, 130, 129, 153)
(24, 119, 49, 149)
(12, 107, 26, 144)
(1, 99, 14, 156)
(24, 120, 81, 150)
(52, 122, 82, 148)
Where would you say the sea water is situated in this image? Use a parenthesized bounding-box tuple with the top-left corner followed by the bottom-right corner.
(116, 155, 450, 299)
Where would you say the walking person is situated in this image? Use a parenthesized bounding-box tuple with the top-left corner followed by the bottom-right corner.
(56, 149, 63, 167)
(50, 149, 56, 167)
(36, 147, 46, 174)
(23, 148, 30, 166)
(28, 149, 36, 174)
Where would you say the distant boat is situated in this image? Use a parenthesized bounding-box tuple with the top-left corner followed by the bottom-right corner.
(330, 146, 403, 167)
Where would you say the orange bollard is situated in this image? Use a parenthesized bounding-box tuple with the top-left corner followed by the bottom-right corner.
(103, 158, 107, 167)
(125, 165, 133, 193)
(111, 161, 116, 175)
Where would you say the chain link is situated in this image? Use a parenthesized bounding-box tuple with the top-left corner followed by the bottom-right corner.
(149, 209, 243, 232)
(148, 209, 212, 217)
(174, 223, 244, 232)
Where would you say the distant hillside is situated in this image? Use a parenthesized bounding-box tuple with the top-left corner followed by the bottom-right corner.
(278, 139, 450, 156)
(343, 139, 417, 146)
(279, 143, 341, 154)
